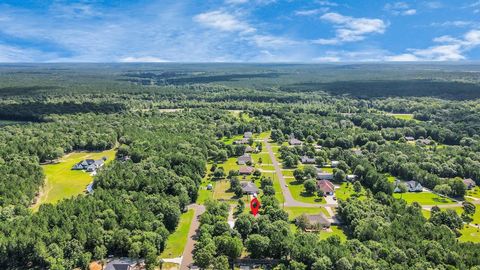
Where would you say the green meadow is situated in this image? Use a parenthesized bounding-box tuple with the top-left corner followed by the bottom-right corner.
(32, 149, 116, 211)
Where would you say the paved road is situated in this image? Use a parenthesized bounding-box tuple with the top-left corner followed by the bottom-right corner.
(263, 138, 338, 208)
(180, 204, 206, 270)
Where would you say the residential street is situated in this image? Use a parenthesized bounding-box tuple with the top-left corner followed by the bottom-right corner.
(263, 138, 338, 208)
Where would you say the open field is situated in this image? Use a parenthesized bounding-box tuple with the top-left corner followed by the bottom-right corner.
(393, 192, 454, 205)
(467, 187, 480, 200)
(160, 209, 195, 259)
(459, 226, 480, 243)
(32, 149, 116, 211)
(335, 182, 365, 201)
(319, 226, 347, 242)
(286, 179, 325, 204)
(285, 206, 331, 220)
(388, 113, 415, 120)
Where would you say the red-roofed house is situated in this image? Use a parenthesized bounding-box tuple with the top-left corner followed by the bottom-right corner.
(317, 180, 335, 195)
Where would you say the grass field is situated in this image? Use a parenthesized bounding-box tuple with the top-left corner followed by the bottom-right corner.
(319, 226, 347, 242)
(286, 179, 325, 204)
(466, 187, 480, 200)
(160, 209, 194, 258)
(285, 206, 331, 220)
(459, 226, 480, 243)
(32, 149, 116, 211)
(389, 113, 414, 120)
(197, 164, 214, 204)
(335, 182, 364, 201)
(393, 192, 454, 205)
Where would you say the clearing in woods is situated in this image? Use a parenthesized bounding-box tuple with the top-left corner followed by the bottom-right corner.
(32, 149, 116, 211)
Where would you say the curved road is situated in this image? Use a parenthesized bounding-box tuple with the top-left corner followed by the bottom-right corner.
(263, 138, 338, 208)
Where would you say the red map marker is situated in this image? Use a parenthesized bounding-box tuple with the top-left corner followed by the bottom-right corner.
(250, 197, 261, 217)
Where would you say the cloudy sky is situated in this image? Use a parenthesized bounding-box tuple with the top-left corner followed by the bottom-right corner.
(0, 0, 479, 62)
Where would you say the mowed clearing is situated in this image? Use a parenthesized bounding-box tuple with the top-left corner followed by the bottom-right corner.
(32, 149, 116, 211)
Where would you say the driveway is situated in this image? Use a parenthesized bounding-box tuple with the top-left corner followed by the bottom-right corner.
(264, 138, 338, 208)
(180, 204, 206, 270)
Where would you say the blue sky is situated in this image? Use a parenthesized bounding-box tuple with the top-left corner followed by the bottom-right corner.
(0, 0, 479, 62)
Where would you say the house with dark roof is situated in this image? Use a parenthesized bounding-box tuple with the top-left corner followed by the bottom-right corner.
(237, 154, 253, 165)
(316, 172, 334, 181)
(300, 156, 316, 164)
(239, 166, 255, 175)
(298, 214, 331, 231)
(317, 180, 335, 195)
(289, 138, 302, 146)
(72, 158, 107, 172)
(463, 178, 477, 190)
(105, 259, 137, 270)
(240, 181, 259, 195)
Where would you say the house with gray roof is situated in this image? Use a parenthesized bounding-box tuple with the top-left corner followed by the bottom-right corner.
(301, 156, 316, 164)
(316, 172, 334, 181)
(298, 213, 331, 231)
(240, 181, 259, 195)
(237, 154, 253, 165)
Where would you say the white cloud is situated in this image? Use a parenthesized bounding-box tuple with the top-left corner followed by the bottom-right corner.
(385, 53, 419, 61)
(316, 1, 338, 7)
(313, 56, 340, 62)
(424, 1, 443, 9)
(388, 29, 480, 61)
(249, 34, 299, 48)
(120, 56, 170, 62)
(314, 12, 386, 45)
(295, 8, 329, 16)
(193, 10, 256, 34)
(384, 2, 417, 16)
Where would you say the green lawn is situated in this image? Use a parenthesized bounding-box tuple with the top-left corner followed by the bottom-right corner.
(319, 226, 348, 242)
(32, 149, 116, 211)
(285, 207, 331, 220)
(466, 187, 480, 200)
(393, 192, 455, 205)
(459, 226, 480, 243)
(335, 182, 364, 201)
(287, 179, 325, 204)
(389, 113, 414, 120)
(221, 134, 244, 145)
(160, 209, 194, 258)
(252, 152, 272, 165)
(385, 173, 396, 183)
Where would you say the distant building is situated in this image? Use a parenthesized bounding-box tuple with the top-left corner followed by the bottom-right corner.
(244, 132, 253, 138)
(300, 156, 316, 164)
(317, 180, 335, 195)
(298, 214, 331, 231)
(395, 180, 422, 192)
(417, 139, 432, 145)
(346, 174, 357, 181)
(72, 158, 106, 173)
(352, 149, 363, 156)
(239, 166, 255, 175)
(463, 178, 477, 190)
(317, 172, 334, 181)
(86, 182, 94, 194)
(234, 138, 249, 145)
(289, 138, 302, 146)
(105, 259, 137, 270)
(405, 136, 415, 141)
(244, 146, 254, 153)
(331, 161, 340, 168)
(237, 154, 253, 165)
(240, 181, 259, 195)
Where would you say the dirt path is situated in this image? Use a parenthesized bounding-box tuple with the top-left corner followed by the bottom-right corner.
(263, 138, 338, 208)
(180, 204, 206, 270)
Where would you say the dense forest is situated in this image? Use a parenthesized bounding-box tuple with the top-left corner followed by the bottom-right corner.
(0, 63, 480, 269)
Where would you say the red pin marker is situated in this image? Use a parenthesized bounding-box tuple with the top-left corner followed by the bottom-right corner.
(250, 197, 261, 217)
